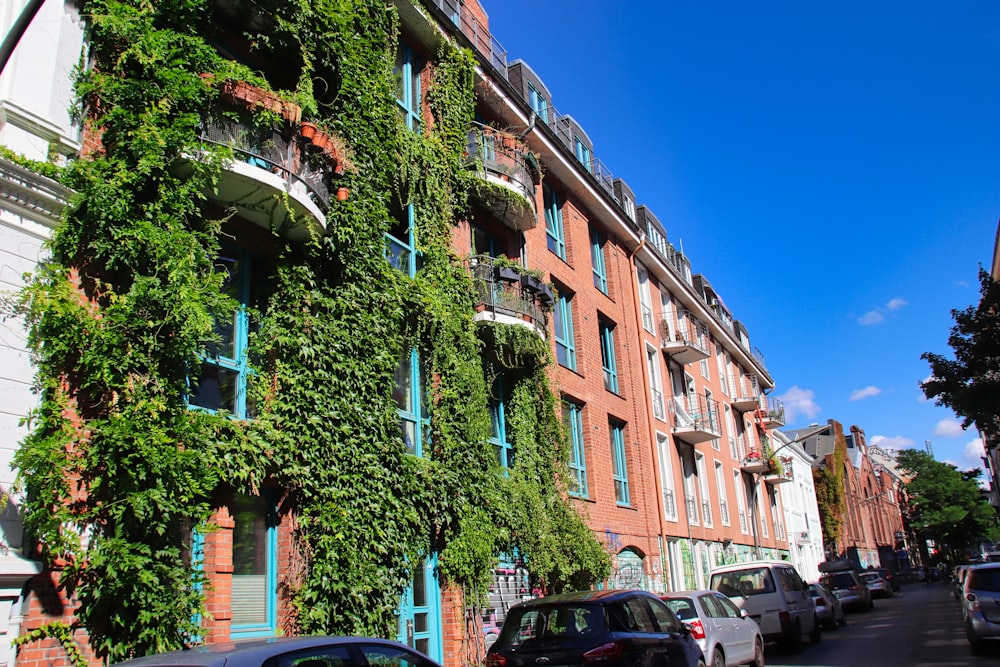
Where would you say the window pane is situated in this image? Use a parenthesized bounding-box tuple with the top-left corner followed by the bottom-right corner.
(189, 363, 238, 413)
(232, 493, 269, 627)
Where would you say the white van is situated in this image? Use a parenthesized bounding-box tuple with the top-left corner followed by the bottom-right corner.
(709, 560, 819, 650)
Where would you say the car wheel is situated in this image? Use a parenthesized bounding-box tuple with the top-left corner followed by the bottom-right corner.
(710, 647, 725, 667)
(696, 659, 707, 667)
(748, 637, 765, 667)
(809, 616, 822, 643)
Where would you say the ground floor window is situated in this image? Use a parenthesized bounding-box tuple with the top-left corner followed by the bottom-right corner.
(230, 491, 277, 637)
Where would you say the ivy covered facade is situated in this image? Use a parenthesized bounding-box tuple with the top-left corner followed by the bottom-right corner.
(3, 1, 806, 666)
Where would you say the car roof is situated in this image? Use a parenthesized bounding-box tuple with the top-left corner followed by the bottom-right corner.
(111, 637, 418, 667)
(662, 590, 721, 598)
(509, 589, 655, 609)
(709, 560, 793, 573)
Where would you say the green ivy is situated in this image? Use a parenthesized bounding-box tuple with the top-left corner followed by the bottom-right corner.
(12, 0, 607, 661)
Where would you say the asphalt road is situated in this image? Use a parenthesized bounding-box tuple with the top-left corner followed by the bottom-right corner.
(764, 580, 1000, 666)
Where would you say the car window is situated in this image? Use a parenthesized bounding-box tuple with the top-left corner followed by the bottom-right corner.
(860, 573, 879, 583)
(968, 568, 1000, 592)
(699, 594, 725, 619)
(496, 605, 603, 646)
(711, 567, 776, 596)
(617, 598, 657, 633)
(267, 646, 356, 667)
(777, 567, 805, 593)
(821, 572, 856, 589)
(646, 597, 682, 632)
(662, 597, 696, 621)
(714, 594, 742, 619)
(357, 644, 436, 667)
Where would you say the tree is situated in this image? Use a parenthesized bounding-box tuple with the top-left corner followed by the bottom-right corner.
(921, 267, 1000, 439)
(896, 450, 1000, 562)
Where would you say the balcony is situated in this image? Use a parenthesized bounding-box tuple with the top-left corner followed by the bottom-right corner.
(740, 448, 770, 474)
(669, 395, 722, 445)
(469, 255, 550, 338)
(465, 125, 541, 231)
(660, 316, 709, 366)
(731, 374, 760, 412)
(763, 397, 786, 428)
(187, 81, 345, 241)
(763, 456, 795, 485)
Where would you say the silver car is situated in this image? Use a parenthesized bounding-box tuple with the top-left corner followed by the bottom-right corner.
(860, 570, 893, 599)
(962, 563, 1000, 655)
(809, 582, 846, 629)
(662, 590, 765, 667)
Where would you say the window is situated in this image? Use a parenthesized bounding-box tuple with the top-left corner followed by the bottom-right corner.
(657, 433, 677, 521)
(544, 184, 566, 260)
(527, 82, 549, 125)
(590, 226, 608, 294)
(622, 195, 636, 222)
(394, 348, 429, 457)
(563, 401, 588, 497)
(646, 345, 664, 420)
(554, 290, 576, 370)
(574, 136, 592, 173)
(386, 203, 417, 277)
(716, 349, 728, 395)
(610, 420, 629, 506)
(599, 320, 618, 394)
(489, 375, 514, 469)
(696, 451, 711, 527)
(230, 491, 277, 637)
(637, 266, 653, 332)
(682, 448, 698, 525)
(715, 461, 730, 526)
(189, 247, 261, 419)
(734, 470, 749, 534)
(394, 40, 422, 131)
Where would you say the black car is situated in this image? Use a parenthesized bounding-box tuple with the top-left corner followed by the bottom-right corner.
(486, 590, 706, 667)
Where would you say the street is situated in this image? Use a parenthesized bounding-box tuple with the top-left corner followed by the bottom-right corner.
(764, 580, 1000, 666)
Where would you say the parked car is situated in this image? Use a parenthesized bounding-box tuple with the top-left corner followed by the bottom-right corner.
(486, 590, 706, 667)
(954, 565, 971, 600)
(709, 559, 820, 651)
(860, 570, 893, 598)
(875, 567, 900, 593)
(111, 636, 439, 667)
(819, 562, 873, 612)
(661, 590, 765, 667)
(808, 582, 846, 629)
(962, 562, 1000, 654)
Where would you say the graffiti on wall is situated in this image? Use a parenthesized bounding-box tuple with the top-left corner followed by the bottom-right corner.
(481, 562, 536, 647)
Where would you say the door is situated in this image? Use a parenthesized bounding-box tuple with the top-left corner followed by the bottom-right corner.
(397, 558, 442, 661)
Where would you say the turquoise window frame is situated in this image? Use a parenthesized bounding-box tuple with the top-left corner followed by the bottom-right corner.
(229, 490, 278, 639)
(563, 401, 588, 498)
(574, 136, 592, 173)
(554, 291, 576, 371)
(610, 420, 630, 506)
(394, 40, 422, 132)
(590, 226, 608, 294)
(386, 203, 417, 277)
(544, 184, 566, 260)
(396, 555, 443, 661)
(489, 375, 514, 470)
(396, 348, 429, 457)
(599, 320, 619, 394)
(187, 246, 256, 418)
(527, 82, 549, 125)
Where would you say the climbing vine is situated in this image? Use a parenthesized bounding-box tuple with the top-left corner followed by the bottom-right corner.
(13, 0, 607, 662)
(813, 427, 847, 555)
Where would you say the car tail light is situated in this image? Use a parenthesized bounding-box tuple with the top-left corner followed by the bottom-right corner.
(486, 654, 507, 667)
(685, 619, 706, 640)
(582, 641, 626, 662)
(778, 611, 790, 624)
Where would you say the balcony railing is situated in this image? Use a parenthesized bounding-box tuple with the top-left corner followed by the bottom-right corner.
(720, 499, 730, 525)
(660, 315, 710, 365)
(738, 509, 748, 533)
(669, 394, 722, 445)
(686, 494, 698, 525)
(662, 488, 677, 520)
(764, 455, 795, 485)
(701, 499, 712, 526)
(469, 255, 550, 337)
(650, 387, 665, 421)
(740, 447, 770, 474)
(465, 124, 540, 231)
(763, 397, 786, 427)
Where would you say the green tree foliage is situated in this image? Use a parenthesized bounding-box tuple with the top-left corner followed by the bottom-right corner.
(922, 267, 1000, 439)
(812, 426, 847, 554)
(12, 0, 607, 661)
(896, 450, 1000, 562)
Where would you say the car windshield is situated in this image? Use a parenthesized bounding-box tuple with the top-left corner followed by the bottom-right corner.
(860, 573, 880, 583)
(495, 604, 605, 647)
(662, 597, 696, 621)
(710, 567, 776, 596)
(968, 568, 1000, 592)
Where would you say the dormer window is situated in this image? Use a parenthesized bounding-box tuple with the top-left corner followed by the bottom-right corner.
(527, 82, 549, 124)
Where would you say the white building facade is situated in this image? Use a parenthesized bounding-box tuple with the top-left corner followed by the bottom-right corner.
(773, 430, 825, 582)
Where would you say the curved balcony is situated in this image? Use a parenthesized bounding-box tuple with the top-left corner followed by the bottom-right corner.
(669, 395, 721, 445)
(183, 81, 346, 242)
(764, 456, 795, 485)
(469, 255, 550, 339)
(660, 314, 709, 366)
(465, 124, 541, 231)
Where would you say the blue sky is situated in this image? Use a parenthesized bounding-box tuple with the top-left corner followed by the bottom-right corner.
(484, 0, 999, 475)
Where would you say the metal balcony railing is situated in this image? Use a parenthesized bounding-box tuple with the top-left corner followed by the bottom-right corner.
(720, 500, 730, 525)
(469, 255, 550, 333)
(650, 387, 665, 421)
(669, 394, 722, 444)
(701, 499, 712, 526)
(662, 488, 677, 520)
(686, 494, 698, 525)
(739, 509, 748, 533)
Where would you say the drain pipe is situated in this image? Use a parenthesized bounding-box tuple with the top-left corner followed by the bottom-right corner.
(518, 112, 536, 140)
(0, 0, 45, 76)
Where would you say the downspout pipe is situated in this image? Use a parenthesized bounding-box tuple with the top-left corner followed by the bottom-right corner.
(0, 0, 46, 77)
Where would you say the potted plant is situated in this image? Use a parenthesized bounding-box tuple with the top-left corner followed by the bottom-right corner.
(299, 120, 318, 141)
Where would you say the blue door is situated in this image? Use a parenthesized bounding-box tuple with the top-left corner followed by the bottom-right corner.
(397, 557, 442, 661)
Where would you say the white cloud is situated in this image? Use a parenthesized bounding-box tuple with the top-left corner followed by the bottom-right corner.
(918, 375, 934, 402)
(869, 435, 917, 449)
(849, 386, 881, 401)
(933, 419, 965, 438)
(963, 437, 986, 467)
(777, 385, 821, 423)
(857, 310, 885, 326)
(888, 298, 908, 311)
